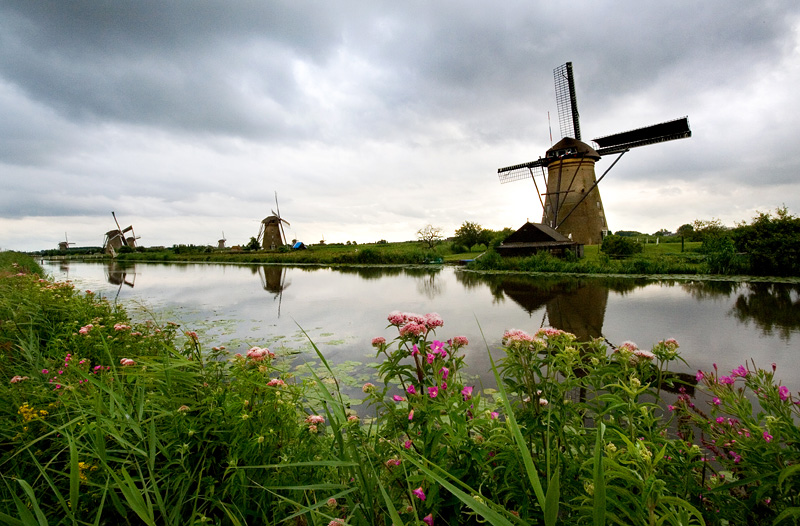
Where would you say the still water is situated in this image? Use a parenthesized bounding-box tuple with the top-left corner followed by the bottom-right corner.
(41, 260, 800, 389)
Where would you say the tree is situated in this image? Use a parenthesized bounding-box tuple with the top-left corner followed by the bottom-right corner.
(677, 224, 694, 239)
(691, 218, 728, 242)
(244, 237, 261, 251)
(454, 221, 484, 252)
(417, 225, 444, 250)
(732, 206, 800, 276)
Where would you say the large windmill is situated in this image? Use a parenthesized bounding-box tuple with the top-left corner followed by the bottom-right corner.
(497, 62, 691, 245)
(257, 192, 290, 250)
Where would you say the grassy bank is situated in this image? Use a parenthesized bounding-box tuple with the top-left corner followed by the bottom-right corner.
(111, 241, 459, 266)
(3, 251, 799, 525)
(50, 240, 711, 275)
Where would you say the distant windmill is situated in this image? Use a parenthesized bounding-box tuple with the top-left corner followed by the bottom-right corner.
(497, 62, 691, 245)
(256, 192, 290, 250)
(103, 212, 140, 256)
(58, 232, 75, 252)
(218, 231, 227, 249)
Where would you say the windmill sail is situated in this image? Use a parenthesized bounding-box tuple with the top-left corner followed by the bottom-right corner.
(554, 62, 581, 141)
(593, 117, 691, 155)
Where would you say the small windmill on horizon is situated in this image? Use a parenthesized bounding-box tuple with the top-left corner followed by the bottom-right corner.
(58, 232, 75, 252)
(497, 62, 691, 245)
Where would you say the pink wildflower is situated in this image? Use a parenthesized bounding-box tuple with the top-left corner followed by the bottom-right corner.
(407, 384, 417, 395)
(120, 358, 136, 366)
(362, 382, 376, 393)
(764, 431, 773, 443)
(266, 378, 286, 387)
(387, 311, 407, 325)
(392, 395, 406, 402)
(696, 370, 705, 382)
(462, 386, 473, 400)
(113, 323, 131, 331)
(633, 349, 656, 362)
(716, 417, 725, 424)
(424, 312, 444, 329)
(41, 369, 49, 374)
(408, 409, 414, 421)
(10, 375, 29, 384)
(305, 415, 325, 425)
(731, 365, 748, 377)
(404, 440, 412, 449)
(371, 337, 386, 347)
(451, 336, 469, 347)
(428, 386, 439, 398)
(426, 353, 435, 364)
(430, 340, 444, 354)
(502, 329, 534, 346)
(439, 367, 450, 380)
(412, 487, 426, 501)
(78, 324, 93, 335)
(385, 458, 401, 468)
(423, 514, 433, 526)
(399, 322, 426, 337)
(411, 344, 420, 356)
(713, 397, 721, 405)
(490, 411, 499, 419)
(618, 341, 638, 352)
(246, 346, 274, 362)
(779, 386, 790, 401)
(719, 376, 735, 385)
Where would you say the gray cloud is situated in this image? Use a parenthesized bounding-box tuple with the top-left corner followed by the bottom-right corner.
(1, 1, 799, 250)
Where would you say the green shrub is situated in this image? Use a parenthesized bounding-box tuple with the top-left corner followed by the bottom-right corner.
(601, 235, 643, 257)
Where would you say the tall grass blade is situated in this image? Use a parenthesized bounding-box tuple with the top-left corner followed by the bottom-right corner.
(593, 422, 607, 526)
(544, 467, 560, 526)
(401, 453, 515, 526)
(68, 434, 79, 525)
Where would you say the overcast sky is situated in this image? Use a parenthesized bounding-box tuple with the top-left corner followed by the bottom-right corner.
(1, 1, 799, 251)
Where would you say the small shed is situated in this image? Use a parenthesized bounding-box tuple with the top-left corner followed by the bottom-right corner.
(496, 222, 583, 258)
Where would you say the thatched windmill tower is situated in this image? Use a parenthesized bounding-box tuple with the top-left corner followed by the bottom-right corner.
(57, 232, 75, 251)
(257, 193, 290, 250)
(103, 212, 139, 256)
(498, 62, 691, 245)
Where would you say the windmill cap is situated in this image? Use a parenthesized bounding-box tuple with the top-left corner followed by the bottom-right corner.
(546, 137, 600, 161)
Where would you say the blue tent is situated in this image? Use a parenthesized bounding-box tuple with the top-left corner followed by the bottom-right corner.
(293, 241, 306, 250)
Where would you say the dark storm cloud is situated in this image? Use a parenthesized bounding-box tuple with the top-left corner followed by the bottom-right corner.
(2, 1, 795, 144)
(0, 1, 348, 139)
